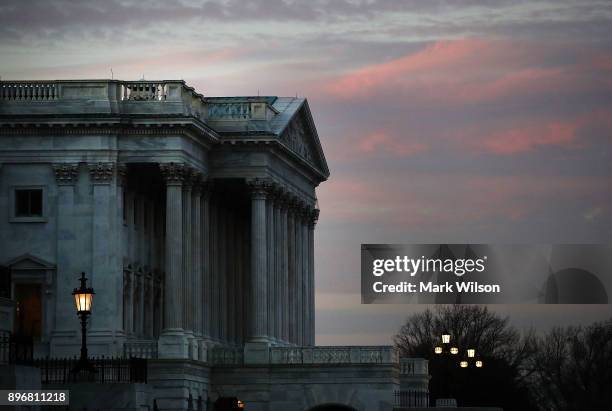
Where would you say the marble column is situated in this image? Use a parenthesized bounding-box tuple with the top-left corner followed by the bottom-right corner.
(301, 207, 310, 346)
(295, 203, 304, 345)
(210, 200, 219, 342)
(201, 184, 212, 342)
(287, 197, 296, 344)
(308, 209, 319, 345)
(247, 178, 270, 343)
(191, 177, 203, 342)
(266, 187, 276, 342)
(158, 163, 186, 358)
(218, 206, 227, 343)
(280, 197, 289, 343)
(227, 211, 236, 344)
(274, 194, 283, 342)
(182, 171, 193, 335)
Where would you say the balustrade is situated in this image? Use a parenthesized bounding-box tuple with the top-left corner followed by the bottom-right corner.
(0, 82, 58, 101)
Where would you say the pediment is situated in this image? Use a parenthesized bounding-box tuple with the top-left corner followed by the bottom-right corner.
(279, 101, 330, 180)
(4, 253, 56, 270)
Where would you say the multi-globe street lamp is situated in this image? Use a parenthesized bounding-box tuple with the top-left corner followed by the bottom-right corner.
(433, 333, 484, 406)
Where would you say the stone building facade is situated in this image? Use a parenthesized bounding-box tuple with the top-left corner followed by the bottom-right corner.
(0, 80, 429, 411)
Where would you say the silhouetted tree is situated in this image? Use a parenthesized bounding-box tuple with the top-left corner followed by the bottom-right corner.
(528, 319, 612, 411)
(394, 305, 537, 411)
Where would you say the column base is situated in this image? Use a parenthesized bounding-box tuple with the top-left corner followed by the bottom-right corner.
(244, 342, 271, 365)
(158, 329, 189, 359)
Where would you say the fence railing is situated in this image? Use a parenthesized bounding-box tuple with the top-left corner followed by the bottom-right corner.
(270, 346, 399, 365)
(394, 390, 430, 408)
(0, 331, 33, 364)
(32, 357, 148, 384)
(400, 358, 429, 375)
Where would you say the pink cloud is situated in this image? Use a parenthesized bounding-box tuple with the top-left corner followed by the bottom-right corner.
(482, 121, 578, 155)
(321, 39, 610, 105)
(356, 131, 428, 156)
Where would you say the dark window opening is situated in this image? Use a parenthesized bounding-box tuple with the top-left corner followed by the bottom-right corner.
(15, 189, 43, 217)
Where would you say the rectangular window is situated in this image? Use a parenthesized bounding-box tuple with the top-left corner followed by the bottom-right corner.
(15, 189, 43, 217)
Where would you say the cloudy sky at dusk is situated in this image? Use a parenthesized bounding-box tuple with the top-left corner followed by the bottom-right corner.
(2, 0, 611, 344)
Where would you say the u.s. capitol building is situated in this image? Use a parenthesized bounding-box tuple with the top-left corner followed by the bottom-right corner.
(0, 80, 428, 411)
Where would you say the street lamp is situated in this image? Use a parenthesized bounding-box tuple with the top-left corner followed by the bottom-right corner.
(72, 272, 96, 374)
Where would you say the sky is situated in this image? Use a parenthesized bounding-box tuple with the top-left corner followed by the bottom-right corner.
(1, 0, 611, 345)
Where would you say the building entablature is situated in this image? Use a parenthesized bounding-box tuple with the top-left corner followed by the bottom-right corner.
(1, 79, 329, 184)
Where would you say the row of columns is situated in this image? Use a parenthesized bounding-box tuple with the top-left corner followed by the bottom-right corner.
(159, 164, 319, 350)
(248, 178, 319, 346)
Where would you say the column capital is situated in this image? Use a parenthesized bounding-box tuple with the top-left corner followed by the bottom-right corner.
(159, 162, 186, 185)
(309, 209, 320, 228)
(88, 162, 115, 184)
(247, 178, 273, 199)
(52, 163, 79, 185)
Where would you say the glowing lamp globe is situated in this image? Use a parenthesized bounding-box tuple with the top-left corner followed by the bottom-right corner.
(475, 360, 483, 368)
(73, 272, 95, 314)
(460, 361, 468, 368)
(450, 347, 459, 355)
(434, 346, 443, 354)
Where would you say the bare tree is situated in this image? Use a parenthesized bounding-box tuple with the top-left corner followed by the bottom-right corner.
(394, 305, 537, 410)
(528, 319, 612, 411)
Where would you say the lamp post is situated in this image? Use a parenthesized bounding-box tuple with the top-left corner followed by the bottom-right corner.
(433, 335, 485, 406)
(72, 272, 96, 374)
(433, 333, 460, 405)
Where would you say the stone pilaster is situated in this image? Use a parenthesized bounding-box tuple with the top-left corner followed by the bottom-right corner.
(247, 178, 271, 343)
(50, 163, 81, 356)
(87, 162, 120, 346)
(158, 162, 187, 358)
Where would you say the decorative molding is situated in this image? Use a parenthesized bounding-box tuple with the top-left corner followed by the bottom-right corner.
(52, 163, 79, 185)
(309, 208, 320, 228)
(88, 162, 115, 184)
(246, 178, 272, 199)
(159, 162, 186, 185)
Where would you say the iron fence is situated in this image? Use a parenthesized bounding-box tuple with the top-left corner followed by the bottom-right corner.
(33, 356, 148, 384)
(394, 390, 430, 408)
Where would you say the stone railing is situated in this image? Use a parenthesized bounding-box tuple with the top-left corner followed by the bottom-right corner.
(123, 340, 158, 359)
(399, 357, 428, 375)
(270, 346, 399, 365)
(1, 81, 59, 101)
(121, 81, 167, 101)
(0, 80, 208, 119)
(209, 346, 244, 365)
